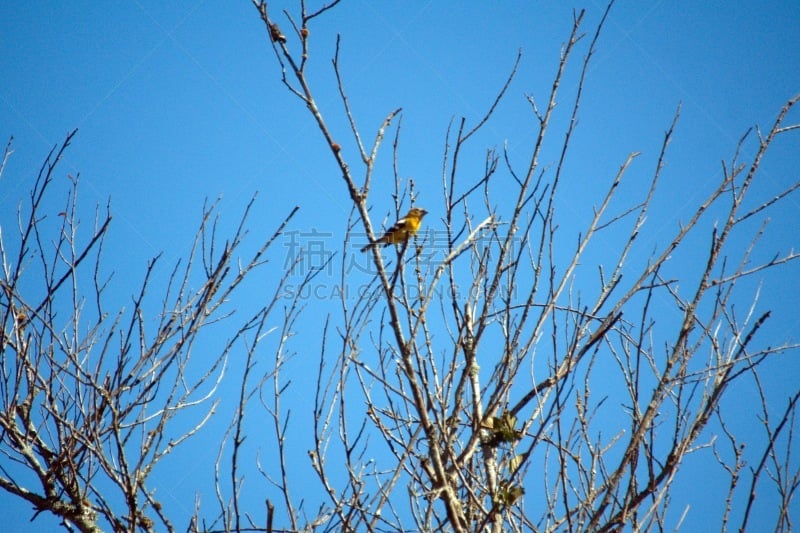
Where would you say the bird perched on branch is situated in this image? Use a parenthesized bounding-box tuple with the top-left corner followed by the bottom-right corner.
(361, 207, 428, 252)
(269, 22, 286, 43)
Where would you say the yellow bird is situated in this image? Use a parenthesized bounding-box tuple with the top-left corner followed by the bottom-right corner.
(361, 207, 428, 252)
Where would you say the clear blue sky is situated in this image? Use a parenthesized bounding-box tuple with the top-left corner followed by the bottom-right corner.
(2, 1, 799, 530)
